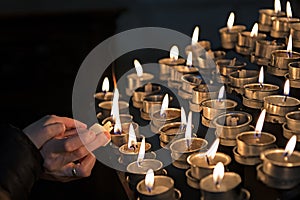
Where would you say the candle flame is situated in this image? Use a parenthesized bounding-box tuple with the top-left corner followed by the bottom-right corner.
(274, 0, 282, 13)
(137, 136, 145, 165)
(181, 106, 187, 126)
(284, 135, 297, 158)
(206, 138, 220, 160)
(255, 109, 266, 136)
(134, 59, 143, 77)
(102, 77, 110, 92)
(227, 12, 235, 31)
(250, 23, 258, 37)
(170, 45, 179, 60)
(213, 162, 225, 188)
(185, 111, 192, 148)
(217, 85, 225, 101)
(192, 26, 199, 45)
(286, 1, 292, 18)
(111, 88, 122, 134)
(287, 34, 293, 53)
(259, 66, 264, 85)
(128, 123, 137, 149)
(186, 51, 193, 67)
(160, 93, 169, 116)
(145, 169, 154, 192)
(284, 79, 290, 96)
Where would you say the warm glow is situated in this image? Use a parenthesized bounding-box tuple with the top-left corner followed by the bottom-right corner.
(217, 86, 225, 101)
(192, 26, 199, 45)
(206, 138, 220, 160)
(287, 34, 293, 53)
(250, 23, 258, 37)
(102, 77, 110, 92)
(134, 59, 143, 77)
(186, 51, 193, 67)
(170, 45, 179, 60)
(145, 169, 154, 192)
(137, 136, 145, 164)
(284, 79, 290, 96)
(284, 135, 297, 158)
(160, 93, 169, 116)
(255, 109, 266, 135)
(213, 162, 225, 188)
(274, 0, 282, 13)
(227, 12, 235, 30)
(111, 88, 122, 133)
(259, 66, 264, 85)
(185, 111, 192, 148)
(286, 1, 292, 18)
(128, 123, 137, 149)
(181, 106, 187, 125)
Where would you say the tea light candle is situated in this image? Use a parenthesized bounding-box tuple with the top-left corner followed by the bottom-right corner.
(258, 135, 300, 189)
(179, 74, 202, 99)
(219, 12, 246, 49)
(200, 162, 250, 200)
(234, 109, 277, 165)
(94, 77, 114, 102)
(290, 23, 300, 48)
(243, 66, 280, 109)
(132, 82, 161, 109)
(258, 0, 285, 32)
(158, 45, 186, 80)
(283, 111, 300, 141)
(288, 61, 300, 80)
(185, 26, 211, 57)
(136, 169, 180, 200)
(270, 1, 300, 38)
(236, 23, 267, 56)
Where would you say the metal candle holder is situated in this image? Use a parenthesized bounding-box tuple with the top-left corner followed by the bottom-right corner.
(189, 84, 220, 112)
(236, 31, 267, 56)
(94, 91, 114, 102)
(271, 17, 300, 39)
(150, 108, 181, 134)
(243, 83, 279, 109)
(258, 9, 285, 32)
(118, 141, 152, 165)
(290, 23, 300, 48)
(169, 65, 199, 89)
(136, 175, 181, 200)
(250, 39, 286, 66)
(179, 74, 202, 99)
(215, 59, 247, 84)
(234, 131, 277, 165)
(258, 148, 300, 189)
(288, 62, 300, 86)
(283, 111, 300, 141)
(201, 99, 238, 128)
(126, 72, 154, 96)
(169, 137, 208, 169)
(219, 25, 247, 49)
(132, 83, 161, 109)
(158, 57, 186, 81)
(227, 69, 259, 95)
(213, 111, 253, 146)
(263, 95, 300, 123)
(97, 100, 129, 120)
(200, 172, 250, 200)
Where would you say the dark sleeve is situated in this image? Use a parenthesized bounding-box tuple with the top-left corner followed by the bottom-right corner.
(0, 123, 43, 200)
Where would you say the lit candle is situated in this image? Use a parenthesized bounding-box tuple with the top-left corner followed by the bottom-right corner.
(290, 23, 300, 48)
(258, 0, 285, 32)
(236, 22, 267, 56)
(219, 12, 246, 49)
(258, 135, 300, 189)
(283, 110, 300, 141)
(200, 162, 249, 200)
(270, 1, 300, 38)
(235, 109, 277, 165)
(185, 26, 211, 57)
(132, 82, 161, 109)
(94, 77, 114, 101)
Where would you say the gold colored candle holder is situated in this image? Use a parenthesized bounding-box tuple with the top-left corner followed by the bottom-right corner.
(264, 95, 300, 118)
(271, 17, 300, 38)
(98, 100, 129, 119)
(227, 70, 259, 95)
(258, 9, 285, 32)
(126, 73, 154, 96)
(132, 83, 161, 109)
(150, 108, 181, 134)
(290, 23, 300, 48)
(270, 50, 300, 70)
(236, 31, 267, 56)
(219, 25, 247, 49)
(288, 61, 300, 80)
(158, 57, 185, 80)
(216, 59, 247, 77)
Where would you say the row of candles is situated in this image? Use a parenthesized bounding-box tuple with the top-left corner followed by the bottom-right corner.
(92, 0, 300, 199)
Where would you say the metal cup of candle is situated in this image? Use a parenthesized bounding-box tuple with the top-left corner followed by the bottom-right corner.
(282, 123, 300, 142)
(201, 99, 238, 121)
(158, 122, 192, 144)
(185, 40, 211, 57)
(258, 9, 285, 31)
(181, 74, 202, 94)
(236, 131, 277, 157)
(213, 111, 253, 146)
(215, 59, 247, 77)
(260, 148, 300, 181)
(270, 50, 300, 70)
(191, 84, 220, 105)
(187, 152, 231, 180)
(150, 108, 181, 130)
(228, 70, 259, 89)
(264, 95, 300, 117)
(126, 159, 165, 191)
(98, 100, 129, 119)
(219, 25, 247, 49)
(271, 17, 300, 38)
(171, 65, 199, 83)
(94, 91, 114, 102)
(254, 39, 286, 59)
(118, 141, 152, 165)
(244, 83, 279, 101)
(284, 73, 300, 88)
(286, 111, 300, 132)
(288, 61, 300, 80)
(158, 57, 186, 76)
(236, 31, 267, 55)
(136, 175, 180, 200)
(132, 83, 161, 108)
(101, 114, 133, 125)
(169, 138, 208, 164)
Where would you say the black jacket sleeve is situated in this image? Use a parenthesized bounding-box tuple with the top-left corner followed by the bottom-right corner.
(0, 123, 43, 200)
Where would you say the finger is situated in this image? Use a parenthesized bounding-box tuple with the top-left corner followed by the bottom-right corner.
(75, 154, 96, 177)
(44, 115, 87, 129)
(85, 132, 111, 152)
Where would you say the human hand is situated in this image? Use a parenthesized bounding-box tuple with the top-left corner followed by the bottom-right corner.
(40, 124, 110, 182)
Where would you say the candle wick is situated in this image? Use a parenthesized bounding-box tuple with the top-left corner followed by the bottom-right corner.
(160, 113, 166, 118)
(283, 151, 289, 161)
(259, 83, 263, 88)
(146, 186, 152, 193)
(215, 182, 221, 189)
(283, 95, 288, 102)
(205, 155, 211, 165)
(287, 51, 293, 58)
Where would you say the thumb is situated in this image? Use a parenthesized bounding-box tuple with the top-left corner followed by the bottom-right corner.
(35, 123, 66, 148)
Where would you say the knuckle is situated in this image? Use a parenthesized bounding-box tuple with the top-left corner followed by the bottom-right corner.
(74, 147, 87, 158)
(64, 140, 74, 152)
